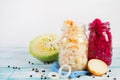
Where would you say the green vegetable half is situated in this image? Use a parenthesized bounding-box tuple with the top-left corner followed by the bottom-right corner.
(29, 34, 59, 63)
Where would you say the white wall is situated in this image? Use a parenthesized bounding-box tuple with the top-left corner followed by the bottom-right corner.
(0, 0, 120, 47)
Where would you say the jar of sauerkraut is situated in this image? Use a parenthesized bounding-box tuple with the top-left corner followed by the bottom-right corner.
(59, 20, 88, 71)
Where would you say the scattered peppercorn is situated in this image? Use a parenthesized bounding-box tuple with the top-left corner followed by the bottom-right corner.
(113, 77, 117, 80)
(15, 67, 17, 69)
(18, 68, 20, 70)
(8, 65, 10, 68)
(28, 61, 31, 64)
(77, 75, 81, 78)
(107, 75, 110, 78)
(13, 67, 15, 69)
(52, 75, 56, 77)
(42, 70, 45, 72)
(30, 75, 32, 77)
(32, 63, 34, 65)
(36, 70, 39, 73)
(87, 73, 92, 76)
(44, 77, 47, 79)
(109, 70, 111, 72)
(32, 68, 34, 71)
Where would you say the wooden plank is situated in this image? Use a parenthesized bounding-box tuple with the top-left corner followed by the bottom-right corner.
(0, 47, 120, 80)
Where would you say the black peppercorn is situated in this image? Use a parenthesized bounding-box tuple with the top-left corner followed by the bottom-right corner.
(77, 75, 81, 78)
(113, 77, 117, 80)
(28, 61, 31, 64)
(36, 70, 39, 73)
(15, 67, 17, 69)
(107, 75, 110, 78)
(52, 75, 56, 77)
(30, 75, 32, 77)
(13, 67, 15, 69)
(32, 68, 34, 71)
(42, 70, 45, 72)
(109, 70, 111, 72)
(18, 68, 20, 70)
(8, 65, 10, 68)
(87, 73, 92, 76)
(44, 77, 47, 79)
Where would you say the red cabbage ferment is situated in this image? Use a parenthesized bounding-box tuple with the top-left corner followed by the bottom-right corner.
(88, 18, 112, 66)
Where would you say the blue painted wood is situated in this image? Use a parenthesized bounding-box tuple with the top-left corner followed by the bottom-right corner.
(0, 47, 120, 80)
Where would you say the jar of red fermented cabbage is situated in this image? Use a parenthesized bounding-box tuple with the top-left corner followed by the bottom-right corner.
(88, 18, 112, 66)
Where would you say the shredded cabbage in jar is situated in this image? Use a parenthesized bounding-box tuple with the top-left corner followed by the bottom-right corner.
(88, 19, 112, 66)
(59, 20, 88, 71)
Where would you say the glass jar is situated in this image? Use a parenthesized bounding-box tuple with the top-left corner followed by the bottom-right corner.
(59, 20, 88, 71)
(88, 19, 112, 66)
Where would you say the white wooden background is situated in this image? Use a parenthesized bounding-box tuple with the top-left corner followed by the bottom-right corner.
(0, 0, 120, 48)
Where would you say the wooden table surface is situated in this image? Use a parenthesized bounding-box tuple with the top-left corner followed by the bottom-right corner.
(0, 47, 120, 80)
